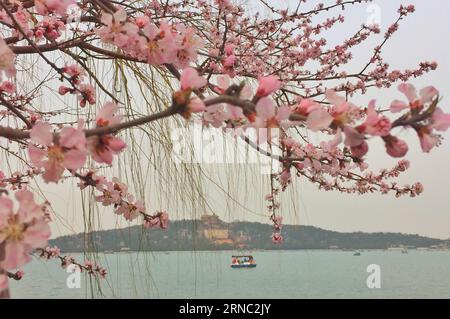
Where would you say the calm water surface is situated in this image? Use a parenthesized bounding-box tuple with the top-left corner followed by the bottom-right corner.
(9, 250, 450, 298)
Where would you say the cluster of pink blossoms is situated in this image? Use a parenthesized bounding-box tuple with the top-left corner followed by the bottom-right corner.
(39, 246, 107, 278)
(270, 215, 283, 244)
(34, 0, 76, 17)
(174, 67, 208, 119)
(96, 8, 203, 69)
(77, 171, 169, 228)
(0, 190, 51, 293)
(58, 65, 96, 107)
(191, 63, 450, 161)
(390, 84, 450, 152)
(28, 102, 126, 183)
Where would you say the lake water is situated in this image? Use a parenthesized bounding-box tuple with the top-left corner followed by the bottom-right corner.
(8, 250, 450, 299)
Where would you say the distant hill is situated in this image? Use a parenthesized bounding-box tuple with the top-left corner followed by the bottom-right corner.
(49, 215, 447, 252)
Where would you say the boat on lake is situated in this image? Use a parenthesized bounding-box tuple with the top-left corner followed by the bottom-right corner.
(230, 255, 256, 268)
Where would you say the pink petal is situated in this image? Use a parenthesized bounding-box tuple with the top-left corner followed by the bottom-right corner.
(15, 189, 34, 203)
(180, 67, 207, 91)
(240, 84, 253, 99)
(114, 8, 127, 22)
(390, 100, 409, 113)
(276, 106, 292, 122)
(107, 136, 127, 153)
(217, 75, 230, 91)
(42, 161, 65, 183)
(0, 274, 8, 293)
(63, 149, 87, 170)
(307, 108, 333, 131)
(255, 75, 281, 97)
(344, 126, 365, 147)
(0, 196, 13, 218)
(60, 126, 86, 149)
(328, 129, 343, 149)
(419, 132, 439, 153)
(226, 105, 244, 119)
(188, 97, 206, 113)
(96, 102, 118, 123)
(419, 86, 438, 104)
(23, 221, 51, 249)
(432, 108, 450, 131)
(255, 97, 276, 120)
(2, 241, 30, 270)
(97, 149, 113, 165)
(398, 83, 417, 103)
(364, 99, 379, 122)
(30, 122, 53, 146)
(325, 89, 346, 107)
(28, 145, 46, 167)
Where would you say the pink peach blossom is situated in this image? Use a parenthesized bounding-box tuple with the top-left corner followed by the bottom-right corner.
(188, 97, 206, 113)
(431, 108, 450, 132)
(14, 270, 24, 279)
(326, 89, 351, 117)
(343, 126, 365, 148)
(34, 0, 76, 16)
(96, 8, 138, 47)
(417, 129, 439, 153)
(0, 190, 51, 270)
(307, 108, 333, 131)
(359, 100, 391, 136)
(87, 135, 126, 165)
(271, 215, 283, 231)
(180, 67, 207, 91)
(271, 232, 283, 244)
(279, 169, 291, 188)
(0, 81, 15, 94)
(203, 104, 229, 128)
(173, 25, 204, 69)
(144, 211, 169, 229)
(87, 103, 126, 165)
(294, 98, 320, 116)
(28, 121, 87, 183)
(78, 83, 96, 107)
(115, 198, 144, 221)
(254, 97, 291, 128)
(255, 75, 281, 98)
(390, 84, 438, 113)
(95, 102, 123, 127)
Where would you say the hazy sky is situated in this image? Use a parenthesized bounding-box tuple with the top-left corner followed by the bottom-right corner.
(36, 0, 450, 240)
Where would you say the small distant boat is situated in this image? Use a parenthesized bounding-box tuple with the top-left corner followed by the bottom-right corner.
(401, 248, 408, 254)
(104, 250, 115, 254)
(353, 251, 361, 256)
(120, 247, 131, 252)
(230, 255, 257, 268)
